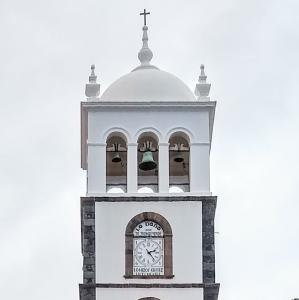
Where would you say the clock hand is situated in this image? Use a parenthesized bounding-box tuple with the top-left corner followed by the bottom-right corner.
(149, 247, 158, 253)
(146, 249, 155, 260)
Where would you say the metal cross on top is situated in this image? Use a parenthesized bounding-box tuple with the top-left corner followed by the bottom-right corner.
(140, 9, 150, 26)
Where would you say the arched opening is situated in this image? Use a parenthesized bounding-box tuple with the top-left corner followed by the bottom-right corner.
(106, 133, 127, 193)
(137, 132, 159, 193)
(125, 212, 173, 278)
(169, 132, 190, 192)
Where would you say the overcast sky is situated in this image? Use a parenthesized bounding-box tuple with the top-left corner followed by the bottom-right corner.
(1, 0, 298, 299)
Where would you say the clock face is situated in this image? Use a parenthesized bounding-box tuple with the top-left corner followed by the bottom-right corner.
(133, 220, 164, 276)
(135, 239, 162, 266)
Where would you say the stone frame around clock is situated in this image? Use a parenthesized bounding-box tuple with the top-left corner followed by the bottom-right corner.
(138, 298, 160, 300)
(124, 212, 173, 279)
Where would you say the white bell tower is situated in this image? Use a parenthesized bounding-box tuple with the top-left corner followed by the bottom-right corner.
(79, 10, 219, 300)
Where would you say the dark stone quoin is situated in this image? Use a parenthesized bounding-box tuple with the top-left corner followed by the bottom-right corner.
(80, 198, 96, 300)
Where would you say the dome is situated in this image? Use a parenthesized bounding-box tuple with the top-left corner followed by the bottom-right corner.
(100, 67, 196, 102)
(100, 24, 196, 102)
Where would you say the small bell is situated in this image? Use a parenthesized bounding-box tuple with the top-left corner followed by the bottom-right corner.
(111, 143, 122, 163)
(139, 150, 157, 171)
(173, 143, 184, 163)
(173, 154, 184, 163)
(112, 152, 121, 163)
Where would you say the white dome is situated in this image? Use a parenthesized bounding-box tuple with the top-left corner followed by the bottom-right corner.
(100, 67, 196, 102)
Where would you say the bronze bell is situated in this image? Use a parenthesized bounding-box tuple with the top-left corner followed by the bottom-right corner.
(173, 153, 184, 163)
(173, 143, 184, 163)
(111, 143, 122, 163)
(112, 152, 121, 163)
(139, 150, 157, 171)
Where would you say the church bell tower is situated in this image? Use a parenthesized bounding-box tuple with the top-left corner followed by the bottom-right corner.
(80, 10, 219, 300)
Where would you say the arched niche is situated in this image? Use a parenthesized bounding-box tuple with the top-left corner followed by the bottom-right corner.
(137, 132, 159, 193)
(169, 132, 190, 192)
(106, 132, 127, 193)
(125, 212, 173, 279)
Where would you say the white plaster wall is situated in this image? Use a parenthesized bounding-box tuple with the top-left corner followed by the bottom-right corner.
(89, 109, 210, 144)
(87, 143, 106, 193)
(96, 287, 204, 300)
(95, 201, 202, 283)
(190, 144, 210, 193)
(87, 107, 211, 194)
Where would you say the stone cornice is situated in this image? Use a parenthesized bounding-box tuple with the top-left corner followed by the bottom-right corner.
(81, 100, 216, 110)
(81, 195, 217, 203)
(79, 283, 220, 289)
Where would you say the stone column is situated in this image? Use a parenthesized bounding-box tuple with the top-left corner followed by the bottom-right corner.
(159, 142, 169, 193)
(87, 142, 106, 194)
(127, 143, 138, 193)
(190, 142, 210, 193)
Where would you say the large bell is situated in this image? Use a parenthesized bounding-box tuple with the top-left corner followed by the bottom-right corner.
(139, 150, 157, 171)
(112, 152, 121, 163)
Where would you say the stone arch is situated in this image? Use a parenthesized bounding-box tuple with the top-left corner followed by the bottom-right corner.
(124, 212, 173, 278)
(106, 131, 128, 193)
(168, 130, 191, 192)
(103, 127, 131, 143)
(126, 212, 172, 236)
(134, 127, 162, 142)
(166, 127, 194, 144)
(137, 131, 159, 193)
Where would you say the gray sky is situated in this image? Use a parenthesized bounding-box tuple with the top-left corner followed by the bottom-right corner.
(1, 0, 298, 299)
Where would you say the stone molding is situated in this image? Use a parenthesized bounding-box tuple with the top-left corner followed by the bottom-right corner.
(81, 100, 216, 109)
(87, 141, 106, 147)
(80, 283, 219, 289)
(82, 196, 217, 202)
(125, 212, 173, 278)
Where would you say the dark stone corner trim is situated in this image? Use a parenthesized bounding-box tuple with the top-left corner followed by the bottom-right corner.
(204, 283, 220, 300)
(80, 198, 96, 288)
(202, 198, 217, 285)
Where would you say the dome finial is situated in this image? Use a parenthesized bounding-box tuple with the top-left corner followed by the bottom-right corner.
(199, 64, 207, 82)
(194, 64, 211, 101)
(85, 64, 101, 99)
(89, 64, 97, 83)
(138, 9, 153, 65)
